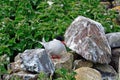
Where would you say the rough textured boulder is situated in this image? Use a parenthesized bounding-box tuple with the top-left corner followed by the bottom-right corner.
(20, 49, 55, 75)
(106, 32, 120, 48)
(75, 67, 102, 80)
(64, 16, 111, 64)
(52, 52, 73, 71)
(73, 59, 93, 69)
(5, 49, 55, 80)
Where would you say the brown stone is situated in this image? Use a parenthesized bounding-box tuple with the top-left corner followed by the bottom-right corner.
(94, 64, 117, 75)
(14, 53, 21, 62)
(112, 48, 120, 56)
(52, 52, 73, 71)
(75, 67, 102, 80)
(73, 59, 93, 69)
(100, 2, 110, 9)
(64, 16, 111, 64)
(7, 60, 23, 74)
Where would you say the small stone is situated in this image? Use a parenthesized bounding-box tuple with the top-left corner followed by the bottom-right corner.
(112, 6, 120, 12)
(100, 2, 110, 9)
(110, 48, 120, 72)
(75, 67, 102, 80)
(106, 32, 120, 48)
(73, 59, 93, 69)
(52, 52, 73, 71)
(7, 60, 23, 74)
(14, 53, 21, 62)
(4, 71, 38, 80)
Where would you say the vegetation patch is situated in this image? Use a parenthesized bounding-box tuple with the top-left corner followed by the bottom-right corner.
(0, 0, 120, 79)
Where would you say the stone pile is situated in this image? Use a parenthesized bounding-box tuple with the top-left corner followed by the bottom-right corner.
(64, 16, 118, 80)
(3, 16, 120, 80)
(4, 49, 55, 80)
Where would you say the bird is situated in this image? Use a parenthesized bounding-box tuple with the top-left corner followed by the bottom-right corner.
(39, 36, 67, 59)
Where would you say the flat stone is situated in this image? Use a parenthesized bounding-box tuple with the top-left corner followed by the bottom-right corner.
(64, 16, 111, 64)
(94, 64, 117, 80)
(75, 67, 102, 80)
(4, 71, 38, 80)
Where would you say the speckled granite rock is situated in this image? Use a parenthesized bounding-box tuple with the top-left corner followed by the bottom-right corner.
(20, 49, 55, 75)
(64, 16, 111, 64)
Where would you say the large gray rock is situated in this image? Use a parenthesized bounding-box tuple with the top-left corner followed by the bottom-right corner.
(64, 16, 111, 64)
(20, 49, 55, 75)
(106, 32, 120, 48)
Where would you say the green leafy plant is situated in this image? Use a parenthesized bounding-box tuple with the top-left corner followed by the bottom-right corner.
(55, 68, 76, 80)
(37, 68, 76, 80)
(37, 71, 52, 80)
(0, 0, 119, 58)
(0, 0, 120, 79)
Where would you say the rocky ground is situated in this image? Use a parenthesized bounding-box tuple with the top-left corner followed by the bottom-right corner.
(1, 0, 120, 80)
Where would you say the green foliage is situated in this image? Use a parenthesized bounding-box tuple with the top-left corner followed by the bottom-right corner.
(55, 68, 76, 80)
(0, 0, 119, 57)
(37, 69, 76, 80)
(37, 71, 52, 80)
(0, 0, 120, 76)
